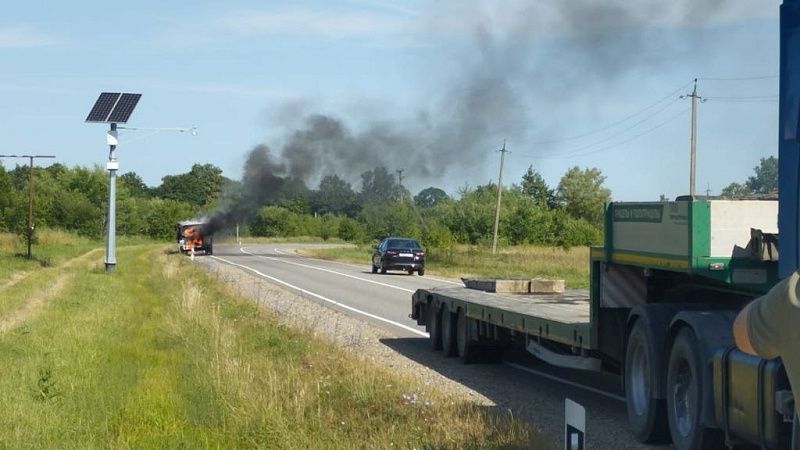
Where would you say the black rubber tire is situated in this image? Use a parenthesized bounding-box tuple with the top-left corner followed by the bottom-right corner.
(427, 303, 442, 350)
(418, 269, 425, 276)
(666, 328, 724, 450)
(371, 264, 378, 274)
(380, 260, 387, 274)
(206, 245, 213, 256)
(625, 320, 669, 443)
(407, 268, 414, 275)
(440, 304, 457, 356)
(456, 308, 480, 363)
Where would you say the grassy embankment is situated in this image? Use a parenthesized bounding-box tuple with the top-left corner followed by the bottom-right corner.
(0, 230, 547, 449)
(301, 244, 591, 289)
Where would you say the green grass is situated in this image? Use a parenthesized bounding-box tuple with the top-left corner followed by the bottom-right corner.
(302, 244, 591, 289)
(0, 234, 549, 449)
(0, 230, 99, 279)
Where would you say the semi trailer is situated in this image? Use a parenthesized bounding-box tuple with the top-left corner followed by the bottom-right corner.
(411, 2, 800, 449)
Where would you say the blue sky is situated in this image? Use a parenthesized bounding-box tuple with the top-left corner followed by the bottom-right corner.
(0, 0, 781, 201)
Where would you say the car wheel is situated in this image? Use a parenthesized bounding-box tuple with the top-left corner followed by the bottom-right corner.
(418, 269, 425, 276)
(371, 264, 378, 274)
(380, 260, 387, 274)
(407, 268, 414, 275)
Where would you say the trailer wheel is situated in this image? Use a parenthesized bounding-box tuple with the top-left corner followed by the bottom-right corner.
(666, 328, 724, 450)
(456, 308, 479, 363)
(440, 304, 457, 356)
(427, 303, 442, 350)
(625, 320, 669, 443)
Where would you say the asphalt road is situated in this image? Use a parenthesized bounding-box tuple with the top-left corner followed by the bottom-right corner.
(210, 243, 667, 449)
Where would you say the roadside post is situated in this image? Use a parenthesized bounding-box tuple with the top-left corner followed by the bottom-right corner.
(565, 398, 586, 450)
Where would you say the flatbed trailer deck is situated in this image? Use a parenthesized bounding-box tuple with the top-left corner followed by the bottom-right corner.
(415, 286, 590, 348)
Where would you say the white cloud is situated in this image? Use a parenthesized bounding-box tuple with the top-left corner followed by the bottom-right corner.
(0, 25, 58, 48)
(220, 7, 412, 39)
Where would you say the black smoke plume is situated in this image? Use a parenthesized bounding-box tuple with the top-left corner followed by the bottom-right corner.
(204, 0, 765, 233)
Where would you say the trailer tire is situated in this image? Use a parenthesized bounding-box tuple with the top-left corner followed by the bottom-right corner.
(625, 320, 669, 443)
(456, 308, 479, 363)
(666, 328, 724, 450)
(440, 304, 457, 356)
(427, 303, 442, 351)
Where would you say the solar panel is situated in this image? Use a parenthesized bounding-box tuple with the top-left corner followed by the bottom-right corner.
(106, 93, 141, 123)
(85, 92, 142, 123)
(85, 92, 121, 122)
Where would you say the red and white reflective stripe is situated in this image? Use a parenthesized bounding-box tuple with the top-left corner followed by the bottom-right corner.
(600, 263, 646, 308)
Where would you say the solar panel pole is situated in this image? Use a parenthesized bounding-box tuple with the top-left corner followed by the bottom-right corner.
(85, 92, 142, 272)
(105, 123, 118, 272)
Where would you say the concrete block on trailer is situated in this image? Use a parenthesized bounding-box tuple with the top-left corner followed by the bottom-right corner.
(461, 278, 531, 293)
(531, 278, 565, 294)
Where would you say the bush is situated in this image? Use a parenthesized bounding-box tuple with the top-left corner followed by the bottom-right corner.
(337, 217, 366, 243)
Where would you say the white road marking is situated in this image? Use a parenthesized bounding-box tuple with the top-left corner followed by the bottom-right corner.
(503, 362, 625, 402)
(211, 255, 429, 337)
(270, 246, 461, 286)
(239, 247, 416, 293)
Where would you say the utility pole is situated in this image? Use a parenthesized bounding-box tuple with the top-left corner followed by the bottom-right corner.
(0, 154, 56, 258)
(682, 79, 703, 197)
(397, 168, 404, 202)
(491, 140, 509, 255)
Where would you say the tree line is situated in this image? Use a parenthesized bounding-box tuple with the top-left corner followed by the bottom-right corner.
(0, 161, 613, 249)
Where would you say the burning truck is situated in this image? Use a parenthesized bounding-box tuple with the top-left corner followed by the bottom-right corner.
(176, 221, 214, 256)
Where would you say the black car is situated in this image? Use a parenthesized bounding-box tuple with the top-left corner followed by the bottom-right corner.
(371, 237, 425, 275)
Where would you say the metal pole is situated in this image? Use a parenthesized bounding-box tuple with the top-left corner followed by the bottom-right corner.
(105, 123, 118, 272)
(492, 140, 508, 254)
(397, 168, 404, 202)
(689, 79, 698, 197)
(26, 156, 33, 259)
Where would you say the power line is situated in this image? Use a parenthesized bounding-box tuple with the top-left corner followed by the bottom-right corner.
(704, 95, 778, 100)
(705, 98, 779, 103)
(529, 80, 693, 145)
(519, 97, 683, 158)
(528, 108, 688, 160)
(697, 75, 777, 81)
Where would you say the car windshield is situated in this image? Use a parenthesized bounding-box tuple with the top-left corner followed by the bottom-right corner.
(386, 239, 421, 249)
